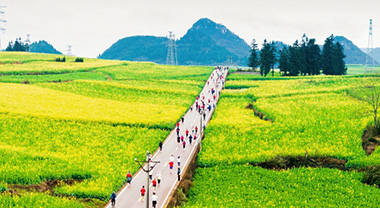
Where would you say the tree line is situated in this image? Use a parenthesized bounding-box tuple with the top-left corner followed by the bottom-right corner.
(248, 34, 347, 76)
(5, 38, 29, 52)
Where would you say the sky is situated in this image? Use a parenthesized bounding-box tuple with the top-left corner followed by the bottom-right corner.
(0, 0, 380, 58)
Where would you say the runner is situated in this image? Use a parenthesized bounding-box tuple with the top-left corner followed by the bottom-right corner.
(152, 178, 157, 191)
(109, 191, 117, 207)
(177, 167, 181, 181)
(182, 140, 186, 151)
(159, 141, 163, 151)
(140, 186, 145, 202)
(189, 134, 193, 145)
(169, 160, 174, 174)
(177, 135, 180, 146)
(152, 192, 158, 208)
(149, 169, 153, 181)
(181, 117, 184, 123)
(194, 134, 197, 144)
(176, 127, 180, 136)
(157, 172, 162, 185)
(177, 156, 181, 167)
(195, 126, 198, 134)
(126, 171, 132, 185)
(185, 129, 189, 137)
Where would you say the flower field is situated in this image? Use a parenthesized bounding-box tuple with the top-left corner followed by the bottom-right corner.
(186, 165, 380, 207)
(186, 72, 380, 206)
(0, 52, 213, 207)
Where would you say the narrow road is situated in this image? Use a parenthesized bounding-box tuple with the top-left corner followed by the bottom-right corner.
(106, 67, 228, 208)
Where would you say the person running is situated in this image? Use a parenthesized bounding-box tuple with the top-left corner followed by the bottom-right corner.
(159, 141, 163, 151)
(177, 135, 181, 146)
(194, 134, 197, 144)
(181, 117, 184, 123)
(157, 172, 162, 185)
(176, 127, 180, 136)
(152, 178, 157, 191)
(195, 126, 198, 134)
(149, 169, 153, 181)
(182, 140, 186, 151)
(189, 134, 192, 145)
(177, 156, 181, 167)
(110, 191, 117, 207)
(181, 135, 184, 142)
(152, 192, 158, 208)
(185, 129, 189, 137)
(177, 167, 181, 181)
(203, 112, 206, 120)
(126, 171, 132, 185)
(176, 122, 180, 128)
(169, 160, 174, 174)
(140, 186, 145, 201)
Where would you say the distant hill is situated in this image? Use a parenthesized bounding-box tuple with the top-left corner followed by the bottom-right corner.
(99, 18, 250, 66)
(99, 36, 167, 63)
(360, 47, 380, 65)
(334, 36, 378, 65)
(30, 40, 61, 54)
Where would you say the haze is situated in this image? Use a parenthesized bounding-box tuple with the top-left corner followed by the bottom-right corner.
(1, 0, 379, 58)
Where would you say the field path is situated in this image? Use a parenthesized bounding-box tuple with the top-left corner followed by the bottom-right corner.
(105, 67, 228, 208)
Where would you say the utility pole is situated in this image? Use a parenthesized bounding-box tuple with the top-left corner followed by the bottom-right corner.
(135, 151, 160, 208)
(365, 19, 374, 73)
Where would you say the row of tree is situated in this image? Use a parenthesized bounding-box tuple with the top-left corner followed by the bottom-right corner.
(5, 38, 30, 52)
(248, 34, 347, 76)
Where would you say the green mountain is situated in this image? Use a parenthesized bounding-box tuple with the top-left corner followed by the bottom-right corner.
(30, 40, 61, 54)
(99, 36, 167, 63)
(99, 18, 250, 66)
(334, 36, 378, 65)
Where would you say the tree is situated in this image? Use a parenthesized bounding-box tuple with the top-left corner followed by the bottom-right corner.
(306, 38, 321, 75)
(322, 35, 346, 75)
(248, 39, 259, 70)
(5, 38, 27, 52)
(333, 42, 347, 75)
(288, 40, 301, 76)
(279, 46, 290, 76)
(353, 75, 380, 131)
(270, 41, 277, 77)
(259, 39, 275, 77)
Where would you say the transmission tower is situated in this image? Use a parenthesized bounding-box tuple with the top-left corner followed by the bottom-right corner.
(25, 34, 31, 52)
(0, 6, 6, 51)
(166, 31, 177, 65)
(66, 45, 73, 56)
(365, 19, 374, 73)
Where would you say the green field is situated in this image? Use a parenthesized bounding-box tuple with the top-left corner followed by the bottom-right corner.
(0, 52, 213, 207)
(185, 71, 380, 207)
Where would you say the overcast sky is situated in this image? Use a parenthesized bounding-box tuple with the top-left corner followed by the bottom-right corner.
(1, 0, 380, 58)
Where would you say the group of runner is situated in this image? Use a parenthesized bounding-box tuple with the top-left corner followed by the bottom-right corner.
(108, 66, 229, 208)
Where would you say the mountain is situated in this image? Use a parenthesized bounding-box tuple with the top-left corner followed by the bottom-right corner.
(99, 36, 167, 63)
(30, 40, 61, 54)
(371, 48, 380, 64)
(99, 18, 250, 66)
(334, 36, 378, 65)
(360, 47, 380, 65)
(177, 18, 250, 65)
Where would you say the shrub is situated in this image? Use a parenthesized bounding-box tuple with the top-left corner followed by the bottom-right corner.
(362, 165, 380, 187)
(74, 58, 84, 62)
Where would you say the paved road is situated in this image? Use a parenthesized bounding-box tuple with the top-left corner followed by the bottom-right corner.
(106, 67, 228, 208)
